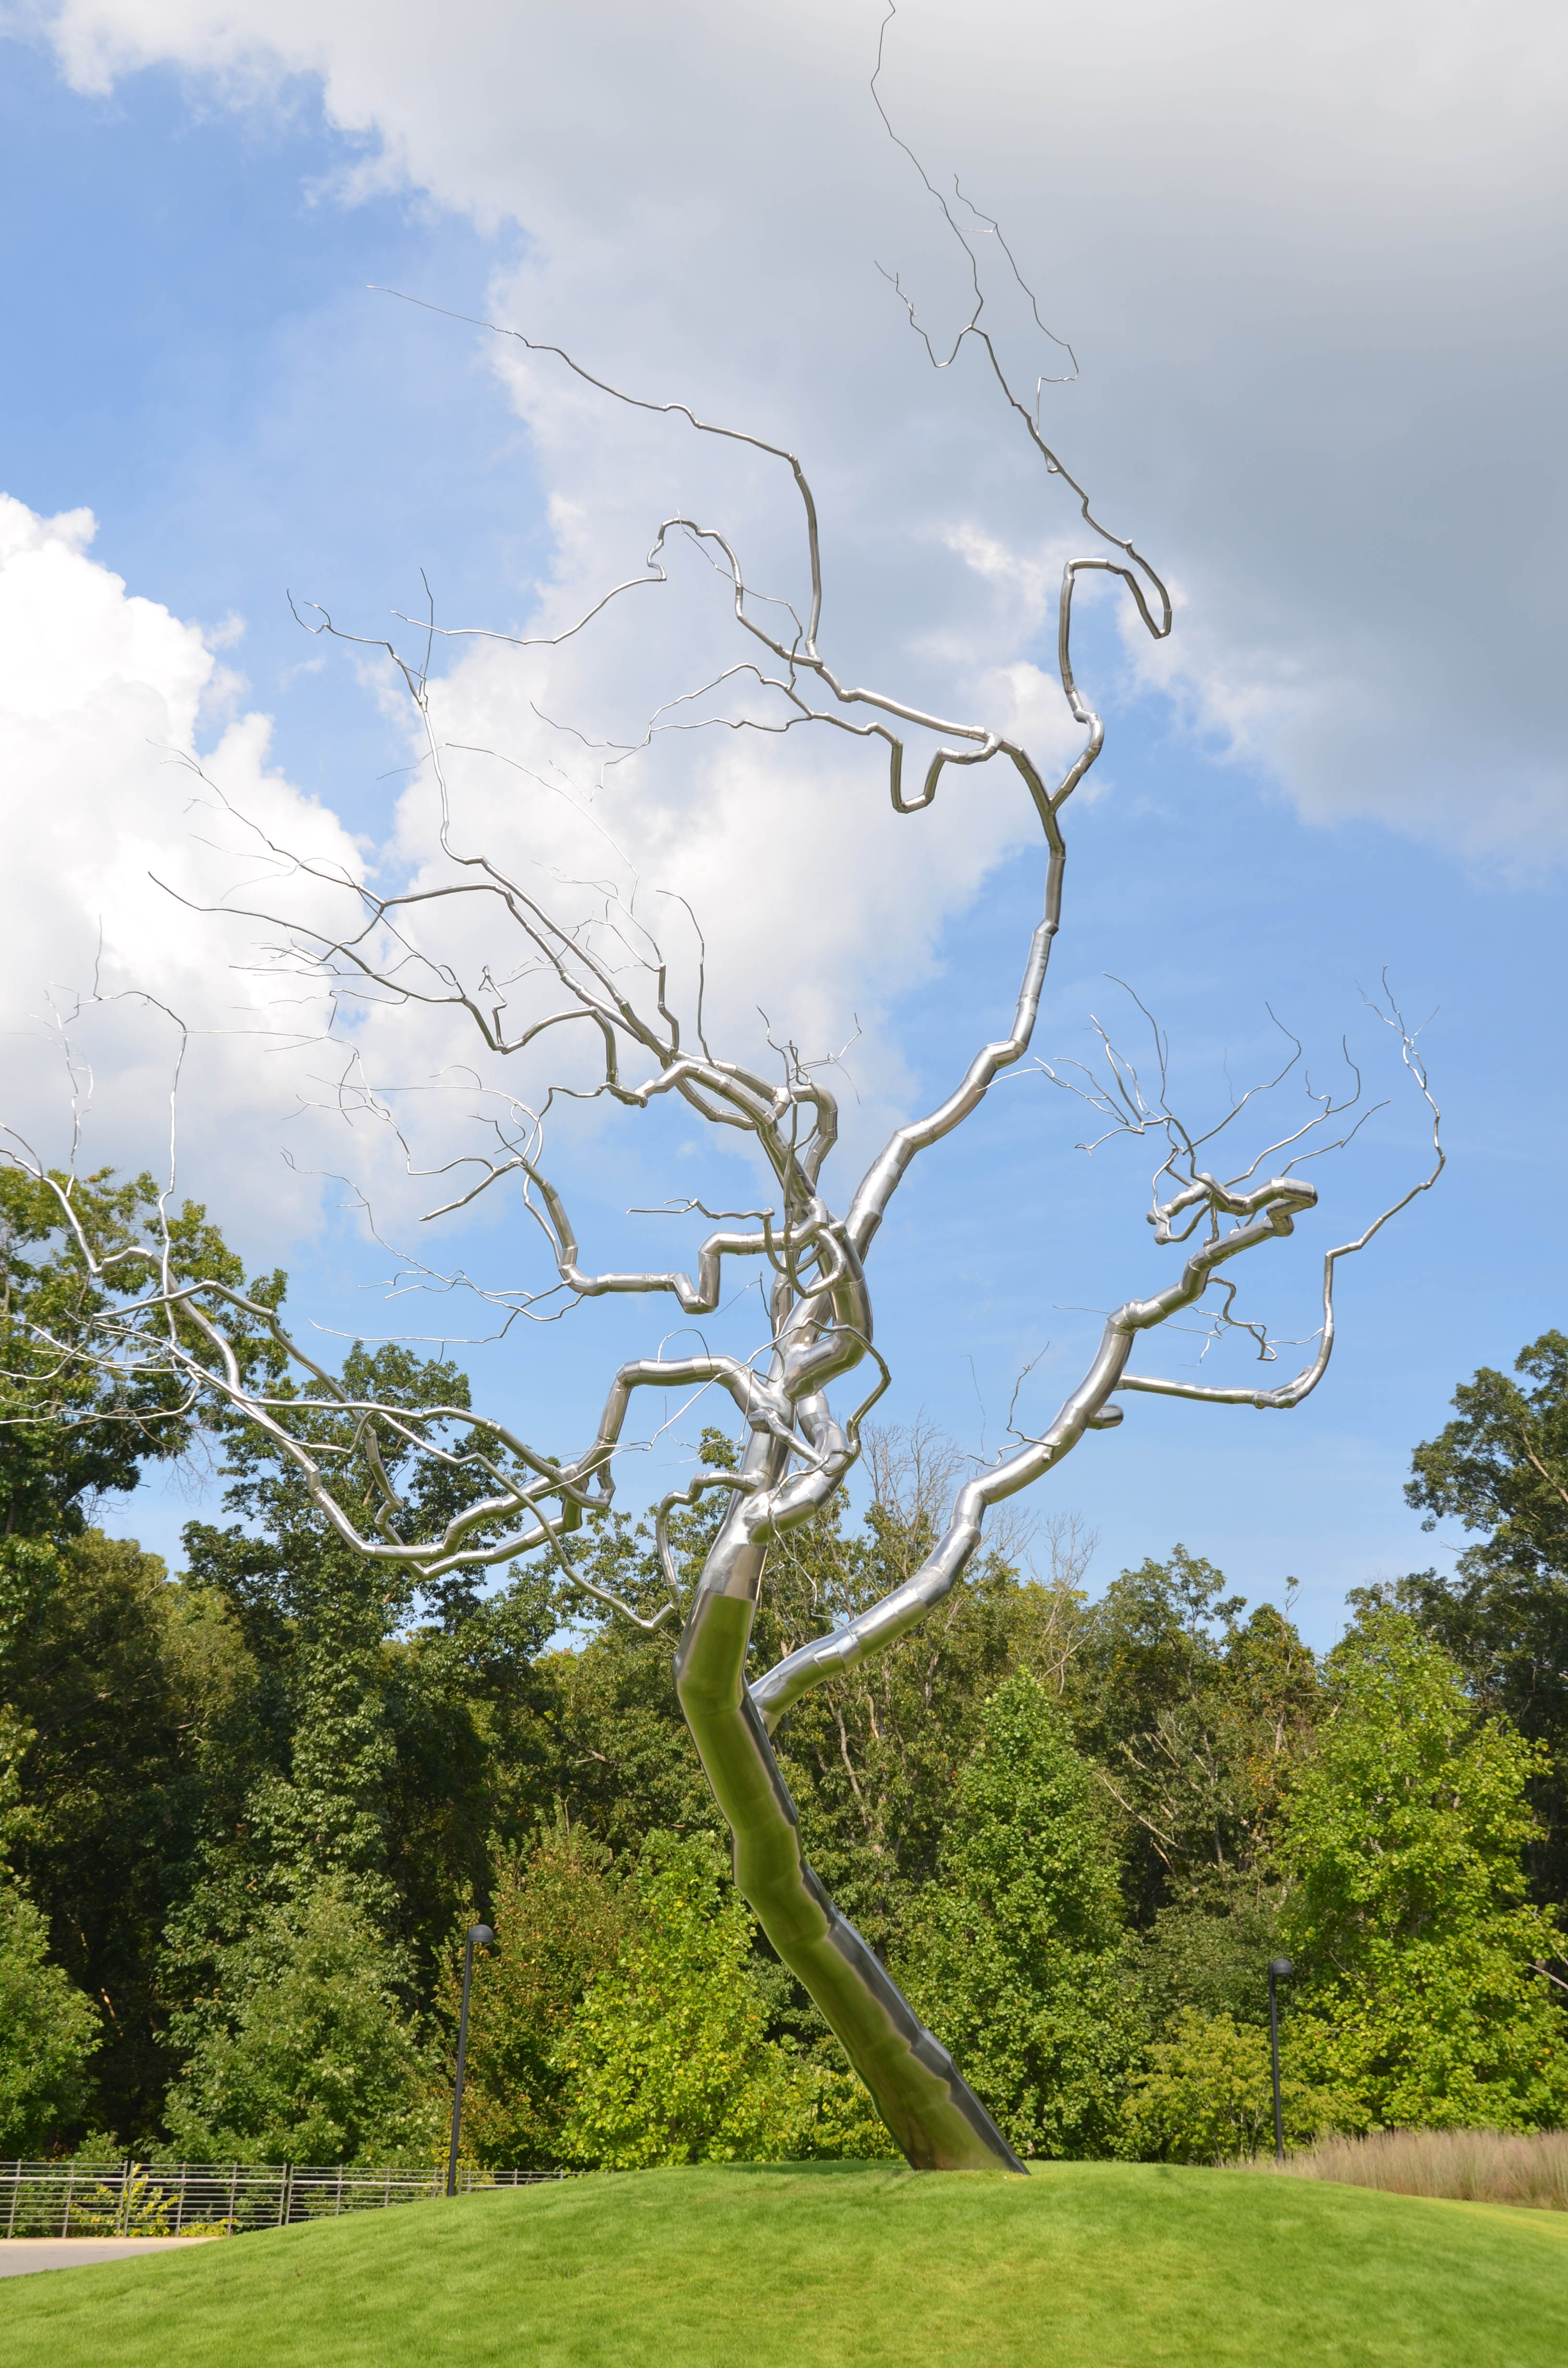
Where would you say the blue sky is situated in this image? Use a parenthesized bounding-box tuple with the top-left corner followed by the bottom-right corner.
(0, 42, 531, 810)
(3, 2, 1565, 1646)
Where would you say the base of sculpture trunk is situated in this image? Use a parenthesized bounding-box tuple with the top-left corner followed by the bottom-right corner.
(674, 1586, 1025, 2175)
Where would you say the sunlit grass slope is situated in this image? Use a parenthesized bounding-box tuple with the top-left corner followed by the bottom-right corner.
(3, 2160, 1565, 2368)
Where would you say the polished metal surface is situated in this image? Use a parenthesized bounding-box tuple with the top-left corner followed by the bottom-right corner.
(0, 122, 1441, 2172)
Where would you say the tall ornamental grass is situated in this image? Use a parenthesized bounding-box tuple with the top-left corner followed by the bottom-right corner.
(1249, 2127, 1568, 2210)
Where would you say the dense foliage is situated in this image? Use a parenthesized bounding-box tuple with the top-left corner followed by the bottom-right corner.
(1379, 1331, 1568, 1901)
(1, 1199, 1564, 2168)
(0, 1880, 101, 2152)
(1278, 1610, 1568, 2131)
(894, 1673, 1140, 2158)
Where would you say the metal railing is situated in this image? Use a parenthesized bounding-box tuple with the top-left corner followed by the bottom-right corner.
(0, 2160, 564, 2239)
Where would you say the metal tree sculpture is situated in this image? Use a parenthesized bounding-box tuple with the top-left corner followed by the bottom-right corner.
(1, 206, 1441, 2172)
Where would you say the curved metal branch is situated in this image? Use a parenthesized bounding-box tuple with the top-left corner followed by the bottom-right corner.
(750, 1145, 1396, 1741)
(849, 848, 1064, 1258)
(1119, 1020, 1444, 1407)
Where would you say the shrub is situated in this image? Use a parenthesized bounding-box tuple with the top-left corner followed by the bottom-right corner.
(0, 1881, 101, 2152)
(1121, 2008, 1351, 2163)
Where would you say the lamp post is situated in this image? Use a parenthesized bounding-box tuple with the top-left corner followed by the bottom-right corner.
(446, 1923, 495, 2197)
(1267, 1957, 1293, 2163)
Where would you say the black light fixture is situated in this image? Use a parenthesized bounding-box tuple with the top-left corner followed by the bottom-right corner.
(1267, 1957, 1293, 2163)
(447, 1922, 496, 2197)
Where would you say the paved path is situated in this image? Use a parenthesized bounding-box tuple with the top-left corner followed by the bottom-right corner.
(0, 2238, 208, 2277)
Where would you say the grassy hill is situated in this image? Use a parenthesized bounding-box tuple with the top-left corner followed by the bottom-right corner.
(3, 2160, 1565, 2368)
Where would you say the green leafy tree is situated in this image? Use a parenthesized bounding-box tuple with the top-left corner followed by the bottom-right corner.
(0, 1170, 274, 2137)
(376, 1580, 561, 1972)
(539, 1566, 715, 1859)
(182, 1340, 485, 1903)
(1074, 1551, 1317, 1916)
(1071, 1549, 1321, 2046)
(896, 1672, 1142, 2158)
(2, 1529, 264, 2137)
(0, 1166, 248, 1545)
(1131, 1599, 1321, 2034)
(1407, 1332, 1568, 1583)
(1387, 1332, 1568, 1903)
(171, 1337, 561, 1986)
(439, 1817, 634, 2168)
(0, 1703, 32, 1864)
(0, 1881, 101, 2154)
(1280, 1607, 1568, 2130)
(162, 1881, 441, 2164)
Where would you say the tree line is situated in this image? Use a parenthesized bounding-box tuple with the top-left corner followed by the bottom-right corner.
(2, 1167, 1566, 2167)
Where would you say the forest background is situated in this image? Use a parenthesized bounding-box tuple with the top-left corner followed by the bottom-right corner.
(3, 1165, 1565, 2173)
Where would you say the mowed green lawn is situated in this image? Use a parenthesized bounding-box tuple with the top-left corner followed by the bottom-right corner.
(2, 2161, 1564, 2368)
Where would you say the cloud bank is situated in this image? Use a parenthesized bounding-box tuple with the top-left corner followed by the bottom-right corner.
(26, 0, 1568, 859)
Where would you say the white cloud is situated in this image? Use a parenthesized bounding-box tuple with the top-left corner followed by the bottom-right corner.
(0, 493, 367, 1236)
(29, 0, 1567, 859)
